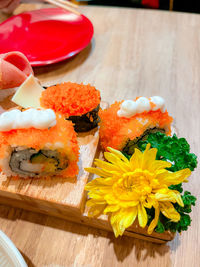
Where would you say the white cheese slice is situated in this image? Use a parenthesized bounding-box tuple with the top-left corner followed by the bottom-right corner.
(12, 74, 44, 108)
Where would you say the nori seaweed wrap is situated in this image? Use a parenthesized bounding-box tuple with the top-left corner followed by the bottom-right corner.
(41, 82, 101, 132)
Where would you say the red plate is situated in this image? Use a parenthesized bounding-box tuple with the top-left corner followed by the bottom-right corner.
(0, 8, 94, 66)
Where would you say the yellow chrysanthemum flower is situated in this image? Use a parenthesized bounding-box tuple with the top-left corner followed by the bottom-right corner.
(85, 144, 191, 237)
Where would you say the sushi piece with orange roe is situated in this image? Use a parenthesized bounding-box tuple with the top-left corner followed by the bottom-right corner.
(99, 96, 173, 153)
(40, 82, 101, 132)
(0, 108, 79, 179)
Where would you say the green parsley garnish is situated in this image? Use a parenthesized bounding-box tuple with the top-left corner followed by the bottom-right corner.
(123, 132, 197, 234)
(137, 132, 197, 172)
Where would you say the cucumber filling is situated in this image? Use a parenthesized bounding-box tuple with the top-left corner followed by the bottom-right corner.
(122, 127, 165, 155)
(9, 148, 68, 177)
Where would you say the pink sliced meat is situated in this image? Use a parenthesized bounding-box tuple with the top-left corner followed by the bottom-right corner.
(0, 51, 33, 89)
(0, 0, 20, 13)
(0, 0, 13, 8)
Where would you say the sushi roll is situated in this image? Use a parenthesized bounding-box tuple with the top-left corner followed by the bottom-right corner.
(0, 108, 79, 178)
(99, 96, 173, 154)
(40, 82, 101, 132)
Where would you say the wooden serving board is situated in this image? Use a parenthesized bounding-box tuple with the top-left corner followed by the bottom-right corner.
(0, 91, 105, 217)
(0, 93, 174, 243)
(0, 129, 99, 216)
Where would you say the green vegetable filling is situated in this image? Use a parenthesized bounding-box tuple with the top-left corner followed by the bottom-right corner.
(30, 150, 68, 173)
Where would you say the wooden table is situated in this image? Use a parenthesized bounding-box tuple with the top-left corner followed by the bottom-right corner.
(0, 3, 200, 267)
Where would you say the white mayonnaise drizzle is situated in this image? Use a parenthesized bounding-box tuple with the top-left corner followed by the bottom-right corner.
(117, 96, 166, 118)
(149, 96, 165, 112)
(0, 109, 56, 131)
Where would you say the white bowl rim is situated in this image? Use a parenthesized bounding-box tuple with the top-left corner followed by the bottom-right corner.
(0, 230, 27, 267)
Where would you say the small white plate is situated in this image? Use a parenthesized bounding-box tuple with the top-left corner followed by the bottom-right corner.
(0, 230, 27, 267)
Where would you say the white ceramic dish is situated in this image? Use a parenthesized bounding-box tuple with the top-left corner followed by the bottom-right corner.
(0, 230, 27, 267)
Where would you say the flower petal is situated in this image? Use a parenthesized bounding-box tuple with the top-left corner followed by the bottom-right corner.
(112, 221, 122, 237)
(105, 194, 119, 205)
(148, 206, 160, 234)
(110, 211, 126, 237)
(130, 148, 143, 169)
(137, 203, 148, 228)
(85, 167, 111, 177)
(85, 177, 113, 191)
(155, 190, 184, 207)
(87, 203, 107, 217)
(110, 211, 121, 225)
(173, 191, 184, 207)
(104, 151, 131, 172)
(110, 207, 138, 237)
(157, 168, 191, 186)
(160, 202, 180, 222)
(121, 207, 138, 228)
(88, 192, 105, 200)
(104, 151, 127, 165)
(94, 159, 122, 173)
(150, 160, 171, 172)
(143, 196, 155, 209)
(107, 147, 129, 163)
(86, 199, 106, 207)
(119, 200, 139, 207)
(104, 205, 120, 213)
(142, 144, 158, 170)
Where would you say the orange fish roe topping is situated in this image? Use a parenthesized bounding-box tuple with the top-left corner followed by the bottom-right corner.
(99, 101, 173, 151)
(0, 114, 79, 178)
(40, 82, 101, 117)
(149, 100, 157, 109)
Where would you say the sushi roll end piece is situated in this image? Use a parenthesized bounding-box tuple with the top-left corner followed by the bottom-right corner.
(0, 109, 79, 179)
(99, 97, 173, 152)
(41, 82, 101, 132)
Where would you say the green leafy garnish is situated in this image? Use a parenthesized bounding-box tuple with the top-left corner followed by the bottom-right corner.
(180, 191, 196, 210)
(155, 220, 165, 233)
(137, 132, 197, 172)
(122, 132, 197, 233)
(155, 191, 197, 233)
(169, 183, 183, 193)
(123, 132, 197, 234)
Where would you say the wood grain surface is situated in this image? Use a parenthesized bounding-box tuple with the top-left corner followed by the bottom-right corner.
(0, 3, 200, 267)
